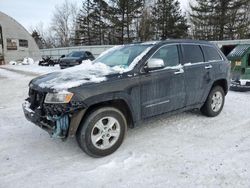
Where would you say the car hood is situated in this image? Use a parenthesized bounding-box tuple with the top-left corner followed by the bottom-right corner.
(30, 60, 126, 92)
(61, 57, 81, 61)
(60, 57, 80, 62)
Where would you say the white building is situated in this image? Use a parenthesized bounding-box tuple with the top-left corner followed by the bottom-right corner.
(0, 11, 41, 65)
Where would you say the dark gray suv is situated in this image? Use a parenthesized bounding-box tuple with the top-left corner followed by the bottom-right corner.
(23, 40, 230, 157)
(59, 51, 95, 69)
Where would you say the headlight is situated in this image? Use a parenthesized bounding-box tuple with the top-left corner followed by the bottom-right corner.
(44, 91, 74, 104)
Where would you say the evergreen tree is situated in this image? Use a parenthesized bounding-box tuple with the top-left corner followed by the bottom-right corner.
(152, 0, 188, 40)
(31, 30, 45, 49)
(110, 0, 145, 44)
(75, 0, 93, 45)
(190, 0, 250, 40)
(138, 8, 154, 41)
(76, 0, 114, 45)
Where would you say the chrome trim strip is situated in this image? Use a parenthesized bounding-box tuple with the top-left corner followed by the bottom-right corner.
(145, 100, 170, 108)
(183, 61, 211, 66)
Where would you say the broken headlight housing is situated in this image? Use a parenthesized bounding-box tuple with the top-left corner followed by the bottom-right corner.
(44, 91, 74, 104)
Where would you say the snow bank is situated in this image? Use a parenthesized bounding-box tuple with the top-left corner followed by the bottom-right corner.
(9, 58, 35, 65)
(9, 61, 17, 65)
(22, 58, 34, 65)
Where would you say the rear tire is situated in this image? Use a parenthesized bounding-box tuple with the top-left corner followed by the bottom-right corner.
(76, 107, 127, 158)
(201, 86, 225, 117)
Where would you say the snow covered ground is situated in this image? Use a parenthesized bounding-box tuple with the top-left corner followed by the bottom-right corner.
(2, 64, 60, 75)
(0, 68, 250, 188)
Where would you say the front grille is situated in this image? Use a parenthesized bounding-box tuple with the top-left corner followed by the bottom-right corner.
(29, 88, 46, 111)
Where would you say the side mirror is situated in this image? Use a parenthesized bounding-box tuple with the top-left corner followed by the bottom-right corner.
(145, 58, 165, 71)
(60, 55, 65, 58)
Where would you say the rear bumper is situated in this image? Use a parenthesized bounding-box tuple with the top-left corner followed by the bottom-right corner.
(230, 80, 250, 92)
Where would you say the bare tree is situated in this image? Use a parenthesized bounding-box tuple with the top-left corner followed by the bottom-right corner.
(50, 0, 79, 47)
(30, 22, 57, 48)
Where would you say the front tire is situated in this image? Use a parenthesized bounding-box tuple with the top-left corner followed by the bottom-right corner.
(76, 107, 127, 157)
(201, 86, 225, 117)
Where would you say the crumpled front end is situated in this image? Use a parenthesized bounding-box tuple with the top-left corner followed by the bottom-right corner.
(22, 88, 86, 139)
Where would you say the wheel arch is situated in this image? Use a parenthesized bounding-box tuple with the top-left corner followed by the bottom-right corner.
(212, 79, 228, 95)
(68, 97, 135, 137)
(83, 98, 134, 128)
(201, 78, 228, 106)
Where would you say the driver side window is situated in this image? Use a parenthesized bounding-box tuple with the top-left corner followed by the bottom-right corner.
(151, 45, 179, 67)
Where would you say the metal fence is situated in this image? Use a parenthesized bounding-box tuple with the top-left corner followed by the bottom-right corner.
(40, 45, 115, 59)
(211, 39, 250, 47)
(40, 39, 250, 59)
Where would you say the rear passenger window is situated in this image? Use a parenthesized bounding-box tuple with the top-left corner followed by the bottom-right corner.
(151, 45, 179, 67)
(182, 45, 204, 64)
(202, 46, 222, 61)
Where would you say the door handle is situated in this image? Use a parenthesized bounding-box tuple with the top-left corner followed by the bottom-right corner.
(205, 65, 213, 69)
(174, 68, 184, 75)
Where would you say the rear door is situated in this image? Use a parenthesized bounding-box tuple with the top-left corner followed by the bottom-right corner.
(182, 44, 210, 106)
(201, 45, 224, 98)
(140, 44, 186, 118)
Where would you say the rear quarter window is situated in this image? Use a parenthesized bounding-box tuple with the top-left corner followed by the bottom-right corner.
(202, 46, 222, 62)
(182, 44, 204, 64)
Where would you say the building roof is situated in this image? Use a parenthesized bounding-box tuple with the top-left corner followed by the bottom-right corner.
(227, 44, 250, 60)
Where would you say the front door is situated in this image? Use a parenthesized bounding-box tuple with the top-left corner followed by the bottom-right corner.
(0, 25, 4, 65)
(140, 44, 185, 118)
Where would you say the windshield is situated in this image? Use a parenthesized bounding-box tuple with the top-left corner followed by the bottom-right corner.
(67, 51, 84, 58)
(93, 44, 152, 68)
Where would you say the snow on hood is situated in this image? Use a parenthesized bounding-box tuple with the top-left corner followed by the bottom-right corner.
(38, 60, 117, 91)
(38, 46, 153, 91)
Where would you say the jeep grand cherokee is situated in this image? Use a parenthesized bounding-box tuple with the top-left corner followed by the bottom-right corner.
(23, 40, 230, 157)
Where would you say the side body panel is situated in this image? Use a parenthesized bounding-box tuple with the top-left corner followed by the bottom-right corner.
(181, 44, 211, 106)
(139, 67, 185, 118)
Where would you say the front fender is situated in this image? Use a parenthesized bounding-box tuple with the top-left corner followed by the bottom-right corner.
(68, 92, 139, 137)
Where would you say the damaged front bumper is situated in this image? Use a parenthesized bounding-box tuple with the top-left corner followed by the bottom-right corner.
(22, 101, 55, 135)
(22, 101, 86, 139)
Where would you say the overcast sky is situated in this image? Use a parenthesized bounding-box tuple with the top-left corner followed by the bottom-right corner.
(0, 0, 190, 32)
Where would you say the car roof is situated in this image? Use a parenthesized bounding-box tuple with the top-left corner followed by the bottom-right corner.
(159, 39, 213, 45)
(134, 39, 213, 46)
